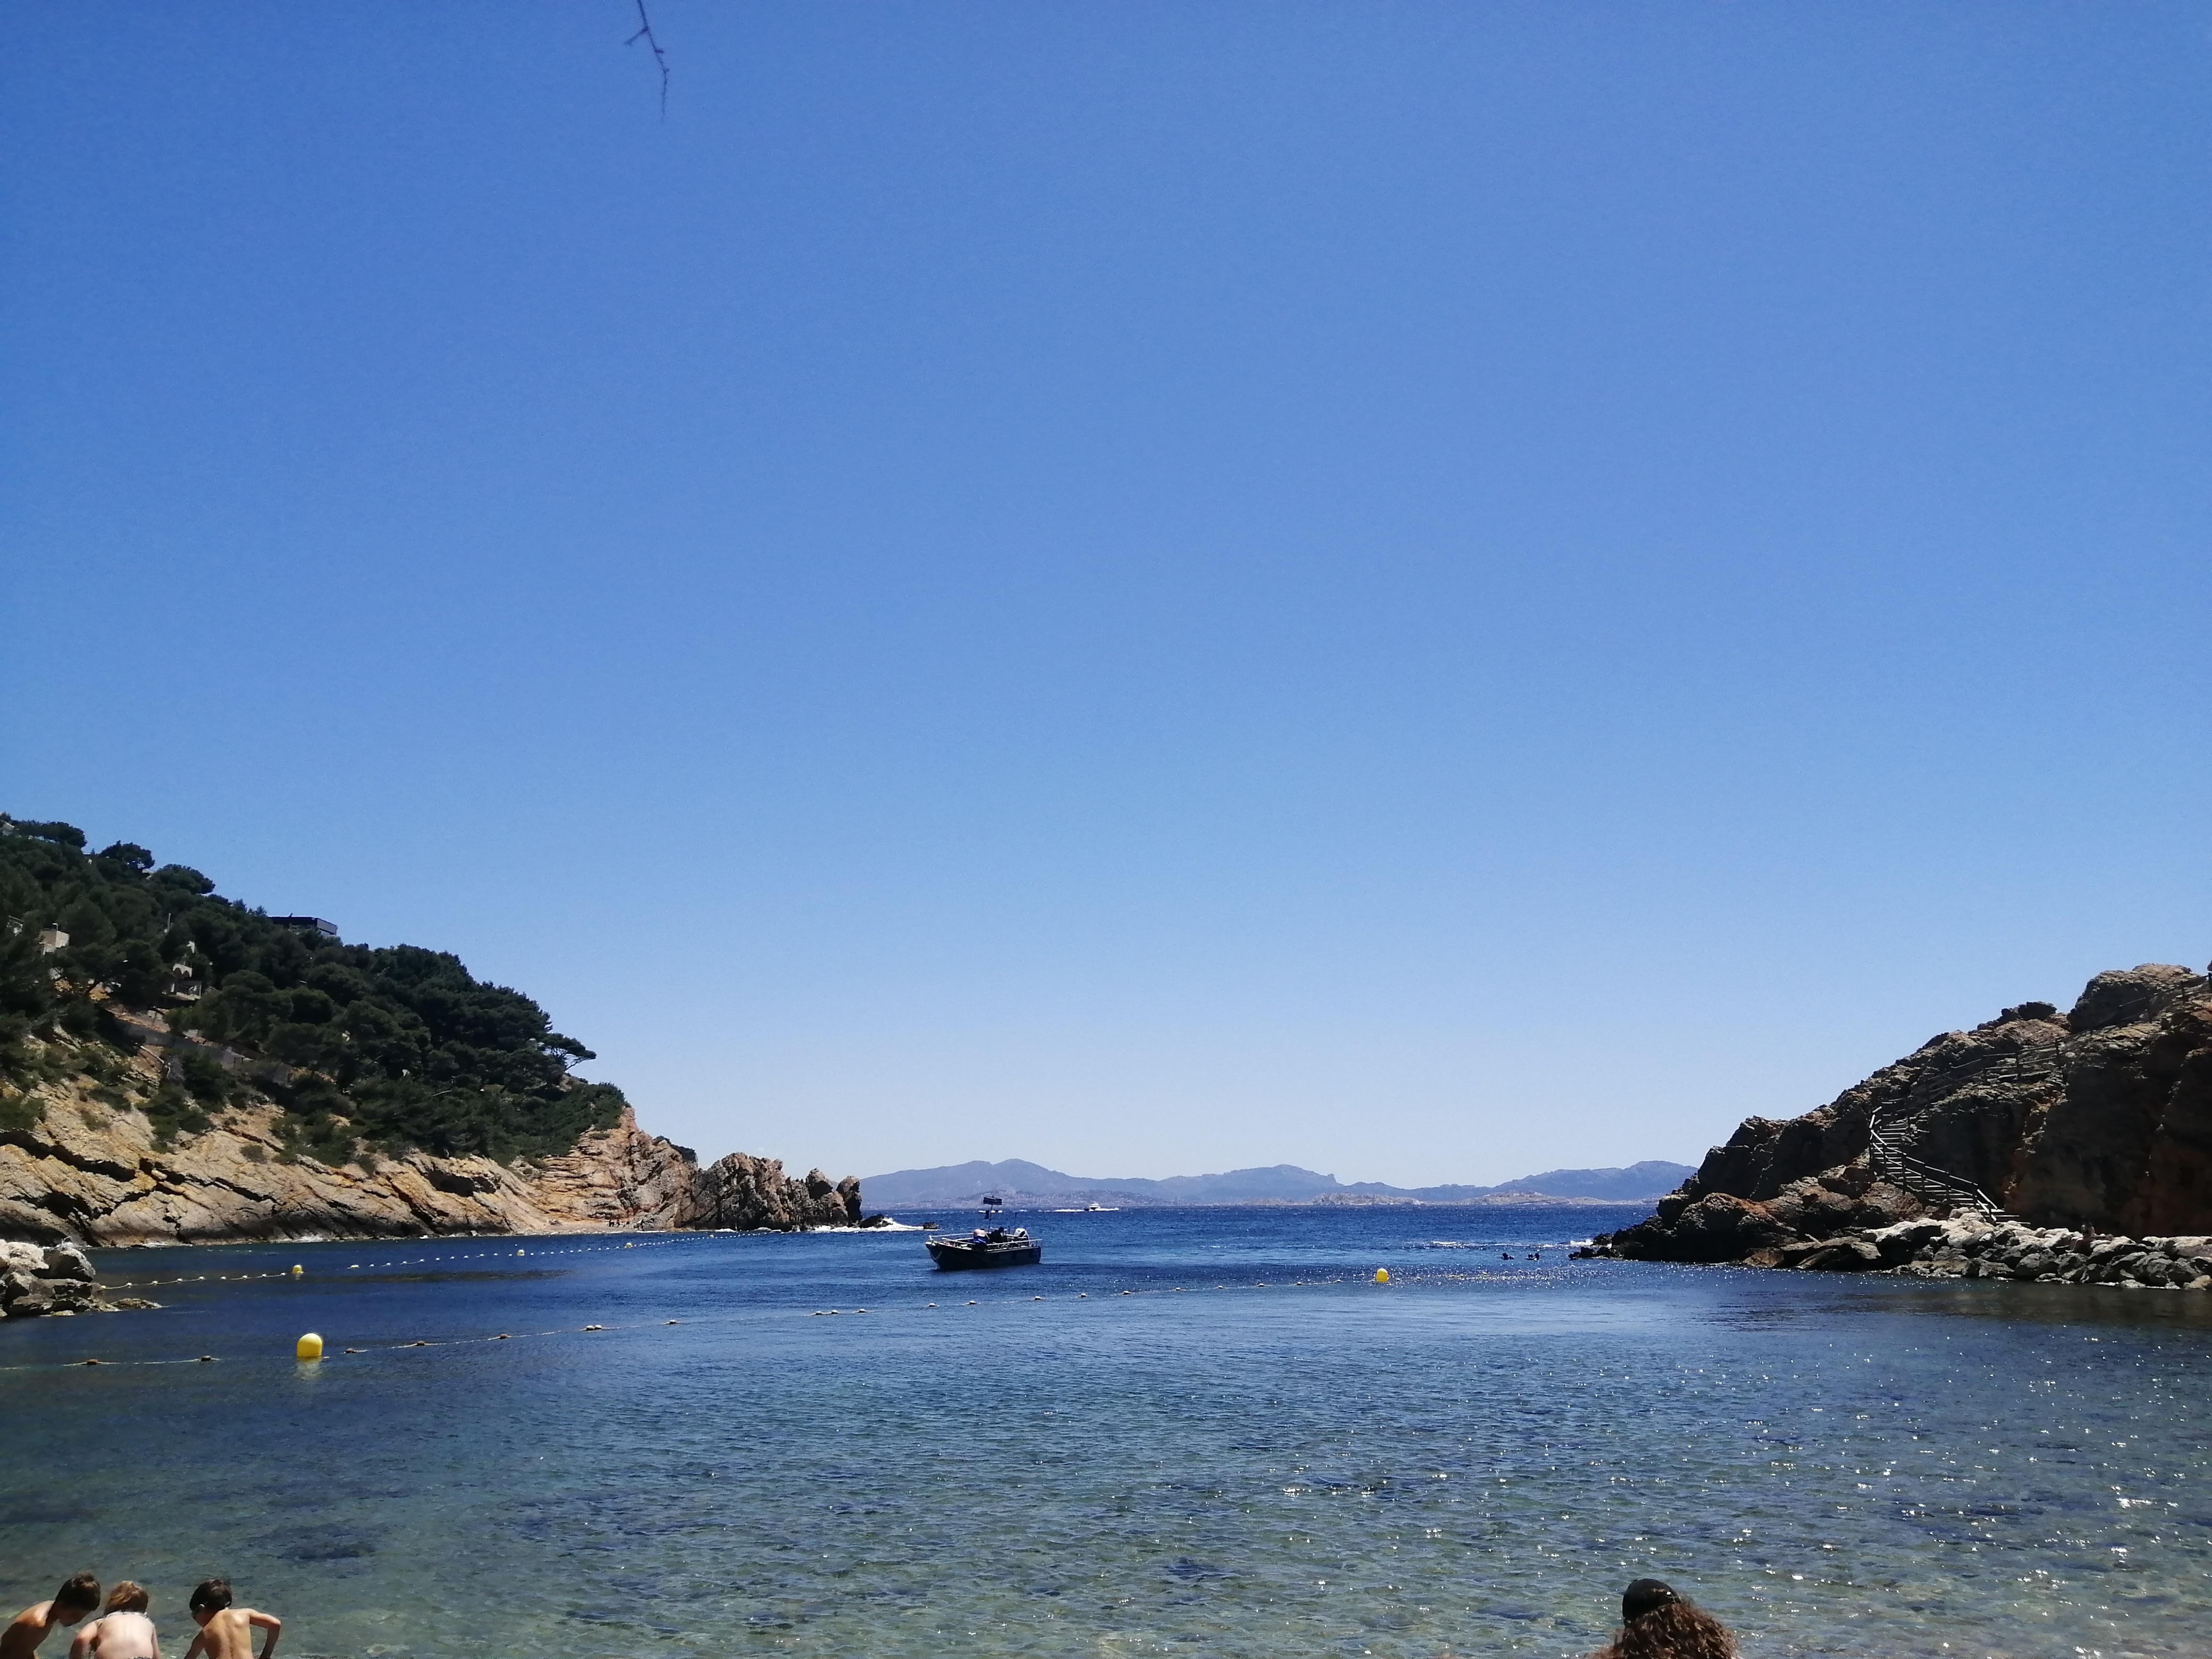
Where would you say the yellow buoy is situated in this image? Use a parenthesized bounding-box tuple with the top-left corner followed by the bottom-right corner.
(295, 1332, 324, 1361)
(1374, 1268, 1390, 1284)
(290, 1264, 303, 1277)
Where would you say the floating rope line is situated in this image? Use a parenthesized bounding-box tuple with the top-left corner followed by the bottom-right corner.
(96, 1230, 713, 1290)
(94, 1230, 1576, 1292)
(11, 1262, 1572, 1373)
(0, 1310, 707, 1373)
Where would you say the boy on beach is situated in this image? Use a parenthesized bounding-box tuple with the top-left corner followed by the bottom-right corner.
(66, 1584, 156, 1659)
(2, 1577, 100, 1659)
(180, 1583, 276, 1659)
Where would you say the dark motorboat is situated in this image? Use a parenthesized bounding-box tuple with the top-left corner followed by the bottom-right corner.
(926, 1196, 1041, 1269)
(926, 1227, 1042, 1269)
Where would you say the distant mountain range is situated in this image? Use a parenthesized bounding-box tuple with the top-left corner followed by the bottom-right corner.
(860, 1158, 1696, 1210)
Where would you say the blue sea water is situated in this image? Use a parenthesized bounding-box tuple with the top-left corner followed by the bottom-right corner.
(3, 1204, 2210, 1659)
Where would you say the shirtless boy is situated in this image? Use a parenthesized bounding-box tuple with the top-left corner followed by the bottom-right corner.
(66, 1583, 156, 1659)
(179, 1583, 276, 1659)
(1, 1576, 100, 1659)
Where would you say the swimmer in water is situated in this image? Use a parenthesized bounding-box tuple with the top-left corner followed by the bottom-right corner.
(1588, 1578, 1736, 1659)
(67, 1585, 157, 1659)
(180, 1581, 279, 1659)
(3, 1578, 100, 1659)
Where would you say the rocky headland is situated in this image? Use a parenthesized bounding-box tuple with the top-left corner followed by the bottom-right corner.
(0, 1025, 862, 1257)
(1582, 962, 2212, 1285)
(0, 816, 870, 1312)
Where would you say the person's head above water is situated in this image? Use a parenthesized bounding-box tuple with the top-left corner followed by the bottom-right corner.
(52, 1575, 101, 1620)
(1593, 1579, 1735, 1659)
(189, 1581, 233, 1618)
(1622, 1580, 1680, 1622)
(103, 1584, 149, 1615)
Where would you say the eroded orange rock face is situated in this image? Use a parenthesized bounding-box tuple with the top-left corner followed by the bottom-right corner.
(524, 1109, 710, 1229)
(1, 1062, 859, 1246)
(524, 1111, 860, 1232)
(0, 1082, 555, 1245)
(1601, 963, 2212, 1263)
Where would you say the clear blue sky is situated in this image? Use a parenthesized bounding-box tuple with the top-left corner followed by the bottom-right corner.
(5, 4, 2207, 1186)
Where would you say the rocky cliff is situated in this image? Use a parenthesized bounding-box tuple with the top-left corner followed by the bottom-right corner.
(0, 1020, 862, 1250)
(1594, 962, 2212, 1264)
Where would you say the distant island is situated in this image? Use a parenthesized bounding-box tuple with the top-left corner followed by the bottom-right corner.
(862, 1157, 1695, 1209)
(0, 814, 862, 1267)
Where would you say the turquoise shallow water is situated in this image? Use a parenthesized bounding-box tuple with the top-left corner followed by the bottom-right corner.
(3, 1205, 2210, 1659)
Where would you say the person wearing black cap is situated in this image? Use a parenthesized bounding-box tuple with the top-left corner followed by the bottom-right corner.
(1589, 1579, 1737, 1659)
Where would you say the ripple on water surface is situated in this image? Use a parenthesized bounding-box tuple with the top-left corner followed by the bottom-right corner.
(3, 1206, 2210, 1659)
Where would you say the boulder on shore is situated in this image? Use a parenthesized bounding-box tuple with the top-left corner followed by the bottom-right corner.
(1587, 1214, 2212, 1291)
(0, 1239, 123, 1318)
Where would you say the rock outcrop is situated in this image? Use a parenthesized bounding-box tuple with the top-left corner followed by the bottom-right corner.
(688, 1153, 862, 1231)
(520, 1111, 713, 1229)
(0, 1028, 864, 1259)
(1592, 963, 2212, 1264)
(0, 1238, 143, 1318)
(1601, 1213, 2212, 1292)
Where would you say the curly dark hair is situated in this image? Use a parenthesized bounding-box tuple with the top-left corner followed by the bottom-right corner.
(1592, 1599, 1738, 1659)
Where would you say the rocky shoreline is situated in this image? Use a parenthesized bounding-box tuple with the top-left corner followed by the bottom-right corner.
(1580, 961, 2212, 1274)
(0, 1016, 868, 1272)
(1578, 1213, 2212, 1289)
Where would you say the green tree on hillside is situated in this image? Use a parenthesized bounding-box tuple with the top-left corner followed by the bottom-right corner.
(0, 814, 627, 1160)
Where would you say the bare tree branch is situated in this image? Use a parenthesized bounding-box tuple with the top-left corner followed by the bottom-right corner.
(627, 0, 671, 120)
